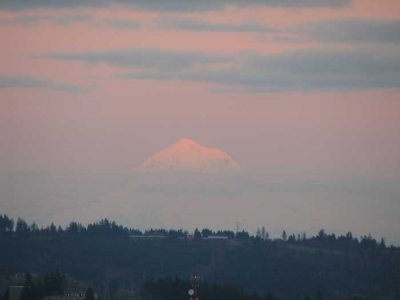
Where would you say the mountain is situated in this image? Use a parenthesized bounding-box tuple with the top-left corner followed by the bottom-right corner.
(136, 138, 239, 173)
(90, 138, 247, 229)
(3, 140, 400, 243)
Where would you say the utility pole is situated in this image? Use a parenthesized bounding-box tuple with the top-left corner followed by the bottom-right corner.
(188, 275, 200, 300)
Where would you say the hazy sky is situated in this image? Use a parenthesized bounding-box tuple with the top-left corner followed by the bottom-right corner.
(1, 0, 400, 241)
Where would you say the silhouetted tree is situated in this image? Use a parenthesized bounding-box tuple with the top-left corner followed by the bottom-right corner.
(264, 292, 275, 300)
(281, 230, 287, 241)
(20, 274, 34, 300)
(43, 271, 65, 296)
(379, 238, 386, 249)
(201, 228, 212, 238)
(288, 234, 296, 243)
(236, 230, 250, 240)
(24, 273, 33, 286)
(66, 222, 84, 235)
(318, 229, 326, 240)
(0, 215, 14, 234)
(315, 290, 323, 300)
(49, 223, 57, 235)
(15, 218, 30, 237)
(261, 226, 267, 240)
(20, 287, 32, 300)
(1, 289, 10, 300)
(85, 288, 95, 300)
(256, 228, 261, 239)
(29, 223, 39, 234)
(193, 228, 201, 240)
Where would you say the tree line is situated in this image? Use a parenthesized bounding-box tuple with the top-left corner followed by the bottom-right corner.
(1, 214, 399, 299)
(1, 272, 96, 300)
(0, 214, 392, 251)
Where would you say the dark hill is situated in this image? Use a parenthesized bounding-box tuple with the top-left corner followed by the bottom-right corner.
(0, 215, 399, 300)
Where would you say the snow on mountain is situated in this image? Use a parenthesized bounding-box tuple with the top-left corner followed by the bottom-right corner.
(136, 138, 239, 173)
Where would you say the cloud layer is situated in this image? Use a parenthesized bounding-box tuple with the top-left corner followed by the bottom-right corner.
(36, 49, 225, 72)
(104, 18, 140, 29)
(0, 13, 91, 26)
(0, 0, 351, 11)
(302, 18, 400, 44)
(159, 17, 400, 44)
(0, 74, 85, 92)
(159, 17, 274, 33)
(37, 47, 400, 92)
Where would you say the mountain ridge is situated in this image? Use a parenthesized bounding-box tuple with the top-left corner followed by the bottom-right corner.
(136, 138, 239, 173)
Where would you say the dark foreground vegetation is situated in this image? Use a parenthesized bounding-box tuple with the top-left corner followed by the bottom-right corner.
(0, 214, 400, 300)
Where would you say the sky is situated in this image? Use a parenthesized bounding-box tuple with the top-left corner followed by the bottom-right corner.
(1, 0, 400, 242)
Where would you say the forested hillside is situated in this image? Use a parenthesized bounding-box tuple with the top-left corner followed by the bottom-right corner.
(1, 215, 399, 300)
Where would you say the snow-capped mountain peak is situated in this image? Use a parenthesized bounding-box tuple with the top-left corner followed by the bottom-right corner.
(136, 138, 239, 173)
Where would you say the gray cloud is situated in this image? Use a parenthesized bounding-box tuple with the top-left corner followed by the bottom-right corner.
(35, 49, 226, 72)
(104, 18, 140, 29)
(158, 17, 274, 33)
(157, 17, 400, 44)
(35, 47, 400, 92)
(0, 0, 351, 12)
(0, 13, 91, 26)
(0, 13, 142, 29)
(0, 74, 86, 92)
(302, 18, 400, 44)
(158, 17, 400, 44)
(120, 48, 400, 92)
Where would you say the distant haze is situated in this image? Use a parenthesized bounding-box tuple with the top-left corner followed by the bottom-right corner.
(1, 138, 400, 244)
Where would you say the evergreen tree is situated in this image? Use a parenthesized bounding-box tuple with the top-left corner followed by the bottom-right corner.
(193, 228, 201, 240)
(15, 218, 30, 237)
(318, 229, 326, 240)
(0, 215, 14, 234)
(85, 288, 95, 300)
(43, 270, 65, 296)
(49, 223, 57, 236)
(201, 228, 212, 238)
(288, 234, 296, 243)
(281, 230, 287, 241)
(1, 289, 10, 300)
(261, 226, 266, 240)
(264, 292, 275, 300)
(315, 290, 323, 300)
(236, 230, 250, 240)
(24, 273, 33, 286)
(20, 287, 32, 300)
(379, 238, 386, 249)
